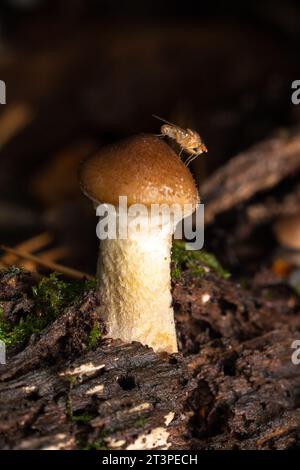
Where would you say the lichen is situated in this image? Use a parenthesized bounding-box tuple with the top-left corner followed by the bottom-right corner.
(171, 241, 230, 280)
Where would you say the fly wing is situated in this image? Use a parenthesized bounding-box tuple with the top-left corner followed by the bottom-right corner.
(152, 114, 183, 131)
(187, 128, 201, 139)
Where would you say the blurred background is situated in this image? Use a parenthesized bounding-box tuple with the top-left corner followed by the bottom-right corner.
(0, 0, 300, 279)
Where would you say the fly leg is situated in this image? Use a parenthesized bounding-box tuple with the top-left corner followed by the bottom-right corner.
(185, 152, 199, 166)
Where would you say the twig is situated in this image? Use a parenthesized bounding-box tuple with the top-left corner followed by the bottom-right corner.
(19, 246, 70, 271)
(0, 245, 94, 281)
(202, 128, 300, 224)
(256, 425, 294, 446)
(0, 232, 52, 266)
(39, 246, 70, 262)
(0, 103, 34, 149)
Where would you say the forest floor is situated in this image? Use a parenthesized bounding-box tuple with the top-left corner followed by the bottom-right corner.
(1, 247, 300, 450)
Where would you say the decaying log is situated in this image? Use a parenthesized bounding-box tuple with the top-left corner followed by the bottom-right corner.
(188, 326, 300, 450)
(246, 181, 300, 224)
(0, 270, 195, 450)
(1, 270, 300, 450)
(202, 127, 300, 224)
(174, 272, 300, 449)
(0, 339, 193, 450)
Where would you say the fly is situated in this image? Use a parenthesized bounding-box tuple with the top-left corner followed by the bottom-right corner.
(153, 114, 207, 165)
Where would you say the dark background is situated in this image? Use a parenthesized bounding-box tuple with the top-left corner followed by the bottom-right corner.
(0, 0, 299, 274)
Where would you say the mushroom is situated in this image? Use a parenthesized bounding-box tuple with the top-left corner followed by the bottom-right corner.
(273, 212, 300, 251)
(79, 134, 199, 353)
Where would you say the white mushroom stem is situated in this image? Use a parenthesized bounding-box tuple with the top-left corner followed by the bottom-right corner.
(97, 211, 178, 353)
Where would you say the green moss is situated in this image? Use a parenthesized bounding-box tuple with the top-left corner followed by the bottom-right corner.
(84, 440, 107, 451)
(171, 241, 230, 280)
(0, 266, 25, 276)
(72, 414, 93, 424)
(0, 303, 8, 344)
(0, 313, 50, 347)
(68, 376, 78, 387)
(291, 284, 300, 297)
(134, 416, 149, 428)
(66, 377, 93, 424)
(0, 272, 96, 347)
(67, 403, 94, 425)
(88, 321, 102, 350)
(84, 278, 97, 290)
(83, 430, 109, 450)
(262, 290, 276, 300)
(32, 272, 91, 317)
(66, 394, 73, 420)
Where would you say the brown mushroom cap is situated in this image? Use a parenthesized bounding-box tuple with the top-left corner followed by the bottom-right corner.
(273, 212, 300, 250)
(79, 134, 199, 208)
